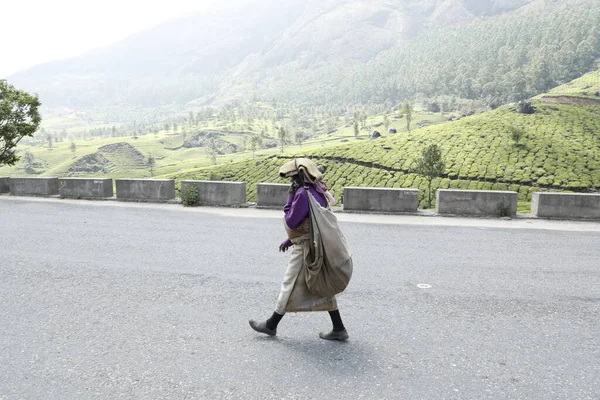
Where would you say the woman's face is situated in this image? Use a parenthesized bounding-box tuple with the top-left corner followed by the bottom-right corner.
(291, 174, 304, 186)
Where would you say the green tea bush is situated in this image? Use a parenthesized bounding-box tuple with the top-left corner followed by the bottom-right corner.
(164, 97, 600, 210)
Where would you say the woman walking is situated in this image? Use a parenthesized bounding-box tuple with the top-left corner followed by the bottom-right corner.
(249, 158, 350, 340)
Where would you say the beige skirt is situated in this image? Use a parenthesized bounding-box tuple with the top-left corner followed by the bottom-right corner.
(275, 238, 337, 314)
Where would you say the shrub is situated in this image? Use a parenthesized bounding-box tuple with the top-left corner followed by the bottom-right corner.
(181, 184, 199, 207)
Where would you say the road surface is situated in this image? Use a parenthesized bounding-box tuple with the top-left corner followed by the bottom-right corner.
(1, 196, 599, 399)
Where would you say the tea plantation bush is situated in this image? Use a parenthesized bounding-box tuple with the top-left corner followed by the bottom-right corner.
(166, 101, 600, 210)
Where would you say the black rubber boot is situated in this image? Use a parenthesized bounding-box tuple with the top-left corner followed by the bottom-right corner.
(319, 309, 349, 340)
(249, 319, 277, 336)
(319, 329, 349, 341)
(249, 312, 283, 336)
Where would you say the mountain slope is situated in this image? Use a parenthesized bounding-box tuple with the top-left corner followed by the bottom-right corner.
(9, 0, 306, 108)
(238, 0, 600, 107)
(9, 0, 543, 112)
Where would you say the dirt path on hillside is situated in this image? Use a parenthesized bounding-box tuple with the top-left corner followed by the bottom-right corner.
(538, 95, 600, 104)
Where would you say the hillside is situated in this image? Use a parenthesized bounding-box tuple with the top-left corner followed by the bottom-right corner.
(0, 101, 444, 179)
(3, 70, 599, 214)
(12, 0, 589, 117)
(8, 0, 303, 109)
(165, 71, 600, 212)
(538, 69, 600, 103)
(248, 0, 600, 107)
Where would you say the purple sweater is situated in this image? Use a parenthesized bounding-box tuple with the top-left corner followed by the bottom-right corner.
(282, 185, 327, 246)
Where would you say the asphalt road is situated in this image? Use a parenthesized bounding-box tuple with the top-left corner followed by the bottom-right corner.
(1, 196, 599, 399)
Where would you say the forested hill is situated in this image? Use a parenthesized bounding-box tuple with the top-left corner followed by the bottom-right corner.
(240, 0, 600, 107)
(9, 0, 599, 115)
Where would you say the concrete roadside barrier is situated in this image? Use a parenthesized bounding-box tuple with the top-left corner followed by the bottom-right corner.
(343, 187, 419, 213)
(116, 179, 175, 202)
(436, 189, 518, 216)
(256, 183, 289, 208)
(59, 178, 114, 199)
(181, 180, 246, 206)
(8, 177, 60, 196)
(531, 192, 600, 219)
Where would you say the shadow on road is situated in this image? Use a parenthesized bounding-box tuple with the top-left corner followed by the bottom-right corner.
(252, 335, 379, 377)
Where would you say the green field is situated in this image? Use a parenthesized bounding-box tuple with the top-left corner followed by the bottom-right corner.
(0, 105, 442, 179)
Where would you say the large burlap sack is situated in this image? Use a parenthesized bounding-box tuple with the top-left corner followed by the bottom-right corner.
(304, 192, 353, 297)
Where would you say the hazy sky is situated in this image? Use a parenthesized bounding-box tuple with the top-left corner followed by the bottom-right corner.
(1, 0, 250, 78)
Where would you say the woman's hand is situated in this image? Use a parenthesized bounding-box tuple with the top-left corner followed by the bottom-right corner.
(279, 239, 292, 252)
(288, 180, 300, 194)
(288, 174, 303, 194)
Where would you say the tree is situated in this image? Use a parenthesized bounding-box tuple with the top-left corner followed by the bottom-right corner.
(509, 125, 524, 145)
(413, 144, 445, 209)
(206, 138, 218, 160)
(70, 142, 77, 153)
(401, 100, 413, 132)
(22, 150, 34, 173)
(46, 134, 53, 148)
(278, 127, 287, 153)
(427, 102, 441, 113)
(249, 135, 260, 157)
(0, 81, 41, 165)
(383, 115, 390, 132)
(354, 121, 359, 138)
(295, 131, 304, 146)
(22, 150, 33, 165)
(147, 154, 156, 177)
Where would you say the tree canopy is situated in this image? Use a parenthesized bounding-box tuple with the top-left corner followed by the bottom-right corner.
(0, 80, 41, 166)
